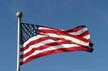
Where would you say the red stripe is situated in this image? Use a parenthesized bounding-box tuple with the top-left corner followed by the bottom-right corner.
(20, 46, 91, 65)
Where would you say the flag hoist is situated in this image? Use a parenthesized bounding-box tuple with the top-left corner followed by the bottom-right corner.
(16, 12, 22, 71)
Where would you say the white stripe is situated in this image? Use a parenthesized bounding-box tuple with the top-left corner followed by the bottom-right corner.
(39, 27, 55, 30)
(68, 28, 88, 35)
(20, 44, 79, 62)
(83, 34, 90, 39)
(39, 27, 64, 31)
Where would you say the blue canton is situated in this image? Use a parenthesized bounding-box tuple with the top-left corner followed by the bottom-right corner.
(20, 23, 38, 44)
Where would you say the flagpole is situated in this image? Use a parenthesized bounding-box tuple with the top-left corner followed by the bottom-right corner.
(16, 12, 23, 71)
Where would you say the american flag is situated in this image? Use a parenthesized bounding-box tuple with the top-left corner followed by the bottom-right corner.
(20, 23, 93, 65)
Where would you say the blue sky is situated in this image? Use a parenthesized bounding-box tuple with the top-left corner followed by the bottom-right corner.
(0, 0, 108, 71)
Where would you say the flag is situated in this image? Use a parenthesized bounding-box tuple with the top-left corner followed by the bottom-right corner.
(20, 23, 93, 65)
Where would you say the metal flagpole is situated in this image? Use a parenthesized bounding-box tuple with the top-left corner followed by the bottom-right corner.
(16, 12, 23, 71)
